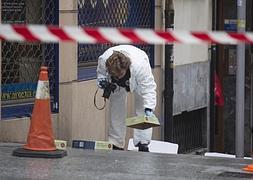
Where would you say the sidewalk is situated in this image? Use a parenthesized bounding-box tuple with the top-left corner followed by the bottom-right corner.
(0, 143, 253, 180)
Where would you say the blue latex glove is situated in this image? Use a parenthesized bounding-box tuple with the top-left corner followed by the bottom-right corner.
(145, 108, 153, 116)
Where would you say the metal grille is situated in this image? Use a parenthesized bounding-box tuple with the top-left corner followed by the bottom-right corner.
(173, 109, 206, 153)
(1, 0, 58, 118)
(77, 0, 154, 71)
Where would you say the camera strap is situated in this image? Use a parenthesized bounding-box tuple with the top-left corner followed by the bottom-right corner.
(94, 88, 106, 110)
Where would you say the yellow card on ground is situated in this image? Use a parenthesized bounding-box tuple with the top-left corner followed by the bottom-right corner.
(54, 140, 67, 150)
(95, 141, 113, 150)
(126, 115, 160, 130)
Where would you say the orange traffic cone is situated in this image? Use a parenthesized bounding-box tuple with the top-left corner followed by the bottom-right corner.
(243, 164, 253, 172)
(24, 66, 56, 151)
(13, 66, 67, 158)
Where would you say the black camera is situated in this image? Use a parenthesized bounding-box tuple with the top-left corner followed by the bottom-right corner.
(99, 80, 117, 99)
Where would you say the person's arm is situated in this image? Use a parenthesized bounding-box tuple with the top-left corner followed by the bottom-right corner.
(135, 60, 157, 111)
(96, 56, 109, 88)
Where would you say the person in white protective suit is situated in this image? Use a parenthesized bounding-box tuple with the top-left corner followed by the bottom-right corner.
(96, 45, 157, 152)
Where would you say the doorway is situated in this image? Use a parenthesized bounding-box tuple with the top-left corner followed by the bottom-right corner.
(214, 0, 253, 156)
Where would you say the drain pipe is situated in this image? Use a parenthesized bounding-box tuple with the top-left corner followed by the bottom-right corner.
(164, 0, 174, 142)
(235, 0, 246, 158)
(209, 0, 218, 152)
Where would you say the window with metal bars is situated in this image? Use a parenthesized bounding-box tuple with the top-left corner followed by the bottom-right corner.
(77, 0, 155, 80)
(1, 0, 59, 119)
(173, 108, 206, 153)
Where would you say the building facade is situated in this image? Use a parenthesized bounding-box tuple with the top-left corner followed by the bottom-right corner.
(0, 0, 212, 153)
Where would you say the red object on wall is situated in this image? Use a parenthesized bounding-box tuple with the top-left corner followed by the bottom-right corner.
(215, 73, 224, 106)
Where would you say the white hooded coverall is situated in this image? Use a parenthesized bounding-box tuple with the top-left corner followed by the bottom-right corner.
(97, 45, 157, 148)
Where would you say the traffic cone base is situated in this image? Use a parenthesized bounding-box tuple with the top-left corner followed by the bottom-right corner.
(13, 148, 67, 158)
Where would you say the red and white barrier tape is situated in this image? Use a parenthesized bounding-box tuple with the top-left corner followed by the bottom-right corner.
(0, 24, 253, 44)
